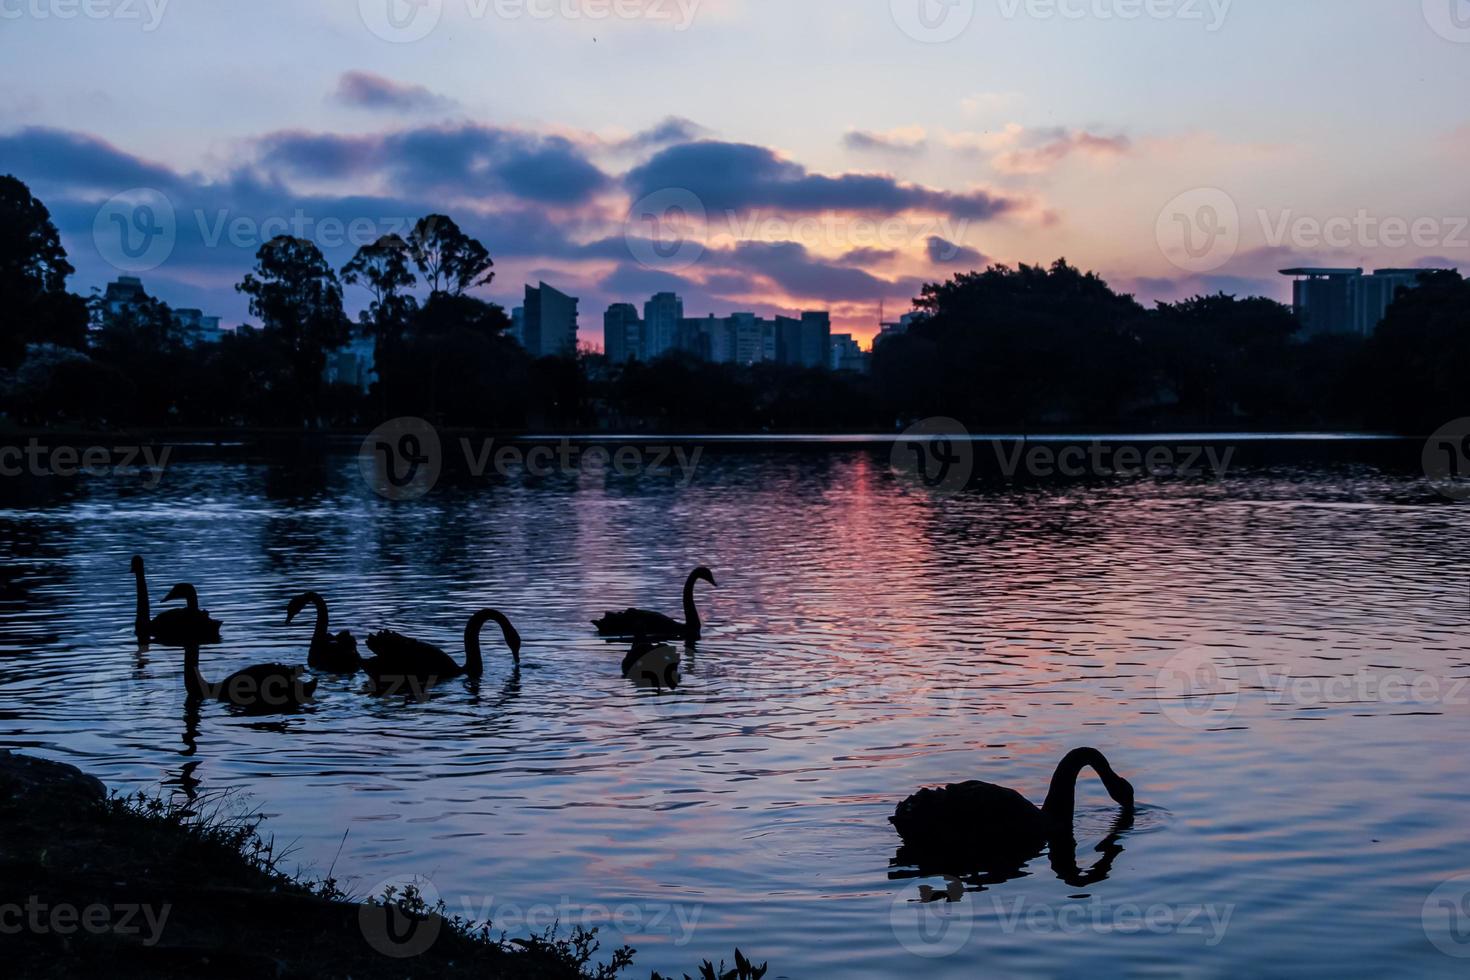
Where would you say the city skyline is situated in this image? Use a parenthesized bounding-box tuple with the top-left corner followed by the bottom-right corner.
(2, 2, 1468, 345)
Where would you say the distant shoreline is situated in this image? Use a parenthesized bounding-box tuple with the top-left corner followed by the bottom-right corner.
(0, 424, 1421, 445)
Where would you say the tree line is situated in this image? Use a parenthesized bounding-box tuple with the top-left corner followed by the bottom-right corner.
(1, 174, 1465, 434)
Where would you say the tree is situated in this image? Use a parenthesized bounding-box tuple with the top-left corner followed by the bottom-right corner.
(342, 233, 418, 344)
(408, 214, 494, 296)
(877, 259, 1148, 427)
(1365, 270, 1470, 431)
(91, 292, 184, 357)
(0, 174, 88, 364)
(1145, 293, 1299, 423)
(236, 236, 350, 423)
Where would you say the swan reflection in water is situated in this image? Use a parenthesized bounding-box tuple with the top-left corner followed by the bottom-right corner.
(890, 808, 1136, 897)
(622, 640, 682, 691)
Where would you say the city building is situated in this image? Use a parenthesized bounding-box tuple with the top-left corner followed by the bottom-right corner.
(875, 311, 925, 347)
(324, 334, 377, 392)
(519, 282, 580, 357)
(774, 312, 832, 368)
(830, 333, 867, 372)
(101, 276, 149, 319)
(98, 277, 226, 347)
(1279, 267, 1451, 337)
(600, 291, 845, 370)
(172, 308, 224, 347)
(643, 292, 684, 360)
(603, 303, 642, 364)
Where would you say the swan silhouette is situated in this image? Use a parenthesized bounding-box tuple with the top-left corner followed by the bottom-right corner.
(134, 565, 222, 647)
(286, 591, 361, 675)
(890, 748, 1135, 861)
(593, 567, 716, 642)
(180, 641, 317, 713)
(363, 609, 521, 694)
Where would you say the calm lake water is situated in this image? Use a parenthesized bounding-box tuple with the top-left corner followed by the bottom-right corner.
(3, 435, 1469, 977)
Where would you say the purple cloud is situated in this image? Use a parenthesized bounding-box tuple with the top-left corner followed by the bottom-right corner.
(624, 141, 1016, 220)
(258, 124, 610, 205)
(926, 236, 986, 266)
(333, 71, 455, 113)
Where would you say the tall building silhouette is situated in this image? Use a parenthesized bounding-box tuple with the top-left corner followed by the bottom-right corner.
(643, 292, 684, 360)
(604, 303, 641, 364)
(1279, 267, 1450, 336)
(520, 282, 580, 356)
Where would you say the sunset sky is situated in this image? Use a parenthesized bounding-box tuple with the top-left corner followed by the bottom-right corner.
(3, 0, 1468, 345)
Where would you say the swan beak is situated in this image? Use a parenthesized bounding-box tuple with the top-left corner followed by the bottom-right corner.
(1116, 777, 1136, 810)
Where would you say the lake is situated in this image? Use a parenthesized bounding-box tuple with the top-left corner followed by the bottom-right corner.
(2, 433, 1468, 977)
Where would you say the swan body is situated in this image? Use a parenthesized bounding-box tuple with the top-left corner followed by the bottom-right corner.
(157, 583, 315, 713)
(134, 565, 221, 647)
(287, 591, 361, 674)
(185, 648, 318, 713)
(594, 567, 716, 642)
(363, 609, 520, 694)
(891, 748, 1134, 859)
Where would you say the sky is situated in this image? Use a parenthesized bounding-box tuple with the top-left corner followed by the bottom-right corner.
(2, 0, 1468, 347)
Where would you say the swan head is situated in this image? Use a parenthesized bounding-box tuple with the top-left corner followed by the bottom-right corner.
(130, 555, 144, 575)
(162, 583, 197, 605)
(691, 566, 717, 588)
(285, 592, 318, 624)
(1108, 773, 1136, 811)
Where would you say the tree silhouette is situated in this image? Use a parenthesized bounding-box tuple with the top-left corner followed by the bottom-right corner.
(1366, 270, 1470, 432)
(0, 174, 88, 365)
(236, 236, 350, 424)
(342, 233, 417, 341)
(408, 214, 494, 296)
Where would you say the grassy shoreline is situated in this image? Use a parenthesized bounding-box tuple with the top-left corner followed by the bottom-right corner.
(0, 751, 765, 979)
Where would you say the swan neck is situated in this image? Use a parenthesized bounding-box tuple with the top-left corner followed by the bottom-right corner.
(464, 620, 484, 678)
(309, 593, 328, 639)
(1040, 748, 1111, 825)
(683, 575, 701, 638)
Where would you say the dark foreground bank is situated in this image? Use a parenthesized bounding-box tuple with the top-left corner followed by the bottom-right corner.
(0, 752, 766, 980)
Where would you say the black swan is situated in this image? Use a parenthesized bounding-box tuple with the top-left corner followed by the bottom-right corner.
(890, 748, 1134, 860)
(134, 568, 222, 647)
(286, 591, 361, 675)
(363, 609, 521, 693)
(593, 566, 716, 641)
(178, 640, 317, 713)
